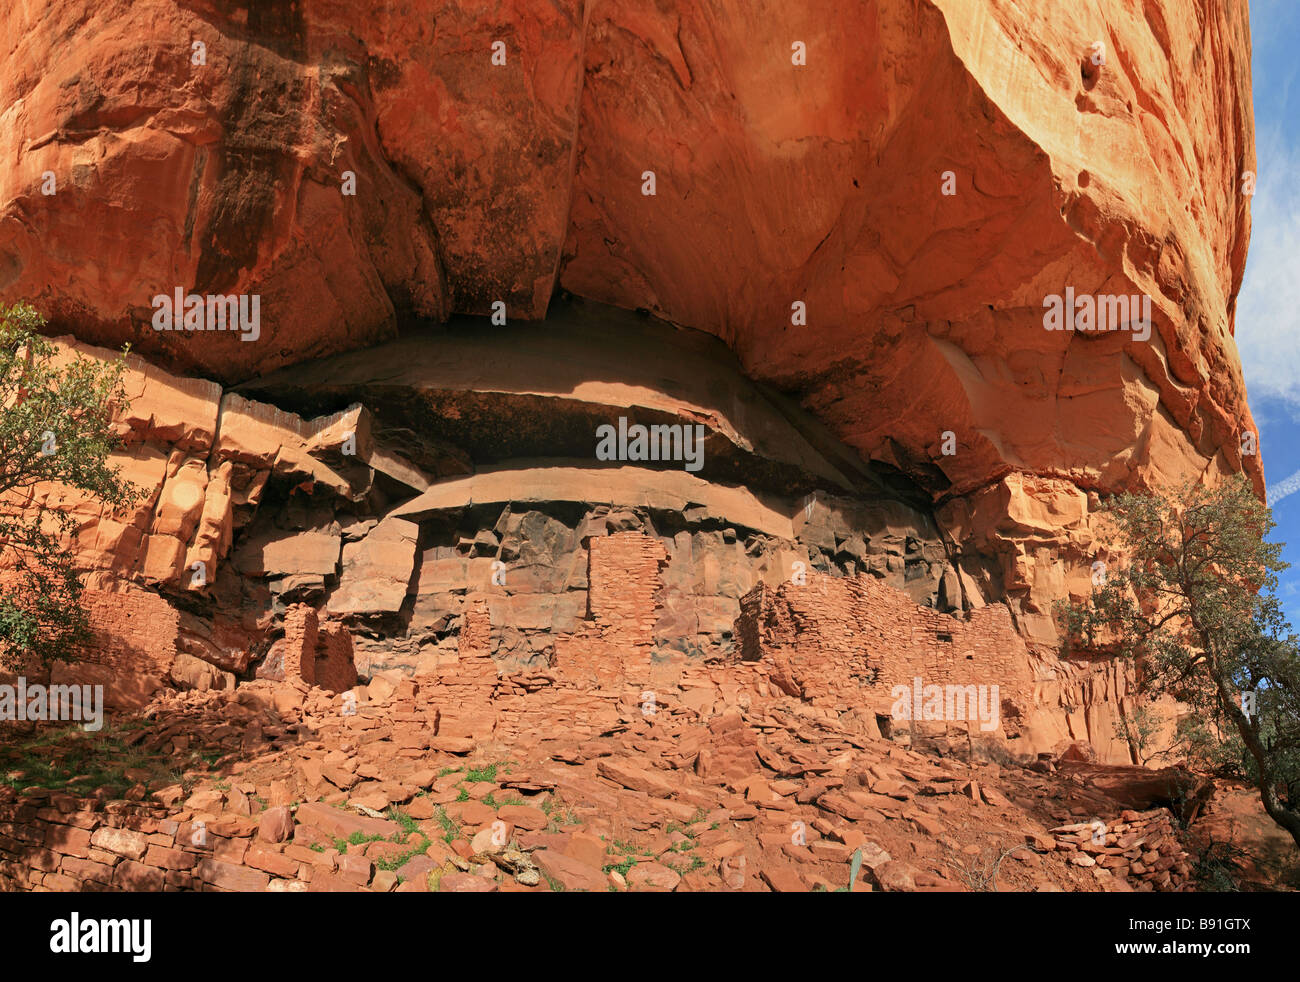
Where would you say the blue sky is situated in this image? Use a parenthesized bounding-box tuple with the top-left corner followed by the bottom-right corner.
(1240, 0, 1300, 626)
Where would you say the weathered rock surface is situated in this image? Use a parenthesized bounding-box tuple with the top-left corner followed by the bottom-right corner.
(0, 2, 1261, 790)
(0, 3, 1258, 637)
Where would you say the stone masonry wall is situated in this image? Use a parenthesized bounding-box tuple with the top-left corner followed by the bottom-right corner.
(40, 585, 183, 710)
(0, 793, 192, 893)
(281, 605, 318, 687)
(316, 622, 358, 695)
(736, 572, 1035, 714)
(587, 532, 669, 646)
(732, 570, 1162, 763)
(276, 605, 356, 695)
(15, 583, 180, 681)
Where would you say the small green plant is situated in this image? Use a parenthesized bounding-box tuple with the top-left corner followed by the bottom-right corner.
(609, 839, 655, 859)
(466, 762, 500, 783)
(540, 795, 582, 831)
(387, 807, 419, 840)
(434, 806, 462, 844)
(664, 821, 698, 840)
(376, 836, 431, 872)
(603, 855, 638, 877)
(831, 848, 864, 892)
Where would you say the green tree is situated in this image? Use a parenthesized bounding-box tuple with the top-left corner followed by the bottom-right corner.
(1061, 474, 1300, 848)
(0, 302, 139, 671)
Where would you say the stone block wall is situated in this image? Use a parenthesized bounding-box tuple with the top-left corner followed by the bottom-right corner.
(735, 572, 1034, 708)
(732, 570, 1168, 762)
(281, 605, 319, 686)
(587, 532, 669, 646)
(74, 584, 182, 679)
(271, 605, 356, 695)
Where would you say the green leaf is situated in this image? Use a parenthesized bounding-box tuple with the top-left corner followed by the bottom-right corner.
(848, 848, 863, 891)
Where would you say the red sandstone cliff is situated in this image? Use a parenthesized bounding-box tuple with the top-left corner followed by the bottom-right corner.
(0, 2, 1259, 764)
(0, 0, 1258, 645)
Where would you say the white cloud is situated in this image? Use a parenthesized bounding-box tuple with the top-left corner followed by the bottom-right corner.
(1267, 467, 1300, 506)
(1236, 124, 1300, 415)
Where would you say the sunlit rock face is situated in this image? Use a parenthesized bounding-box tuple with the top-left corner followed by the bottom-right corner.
(556, 0, 1258, 642)
(0, 1, 1256, 759)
